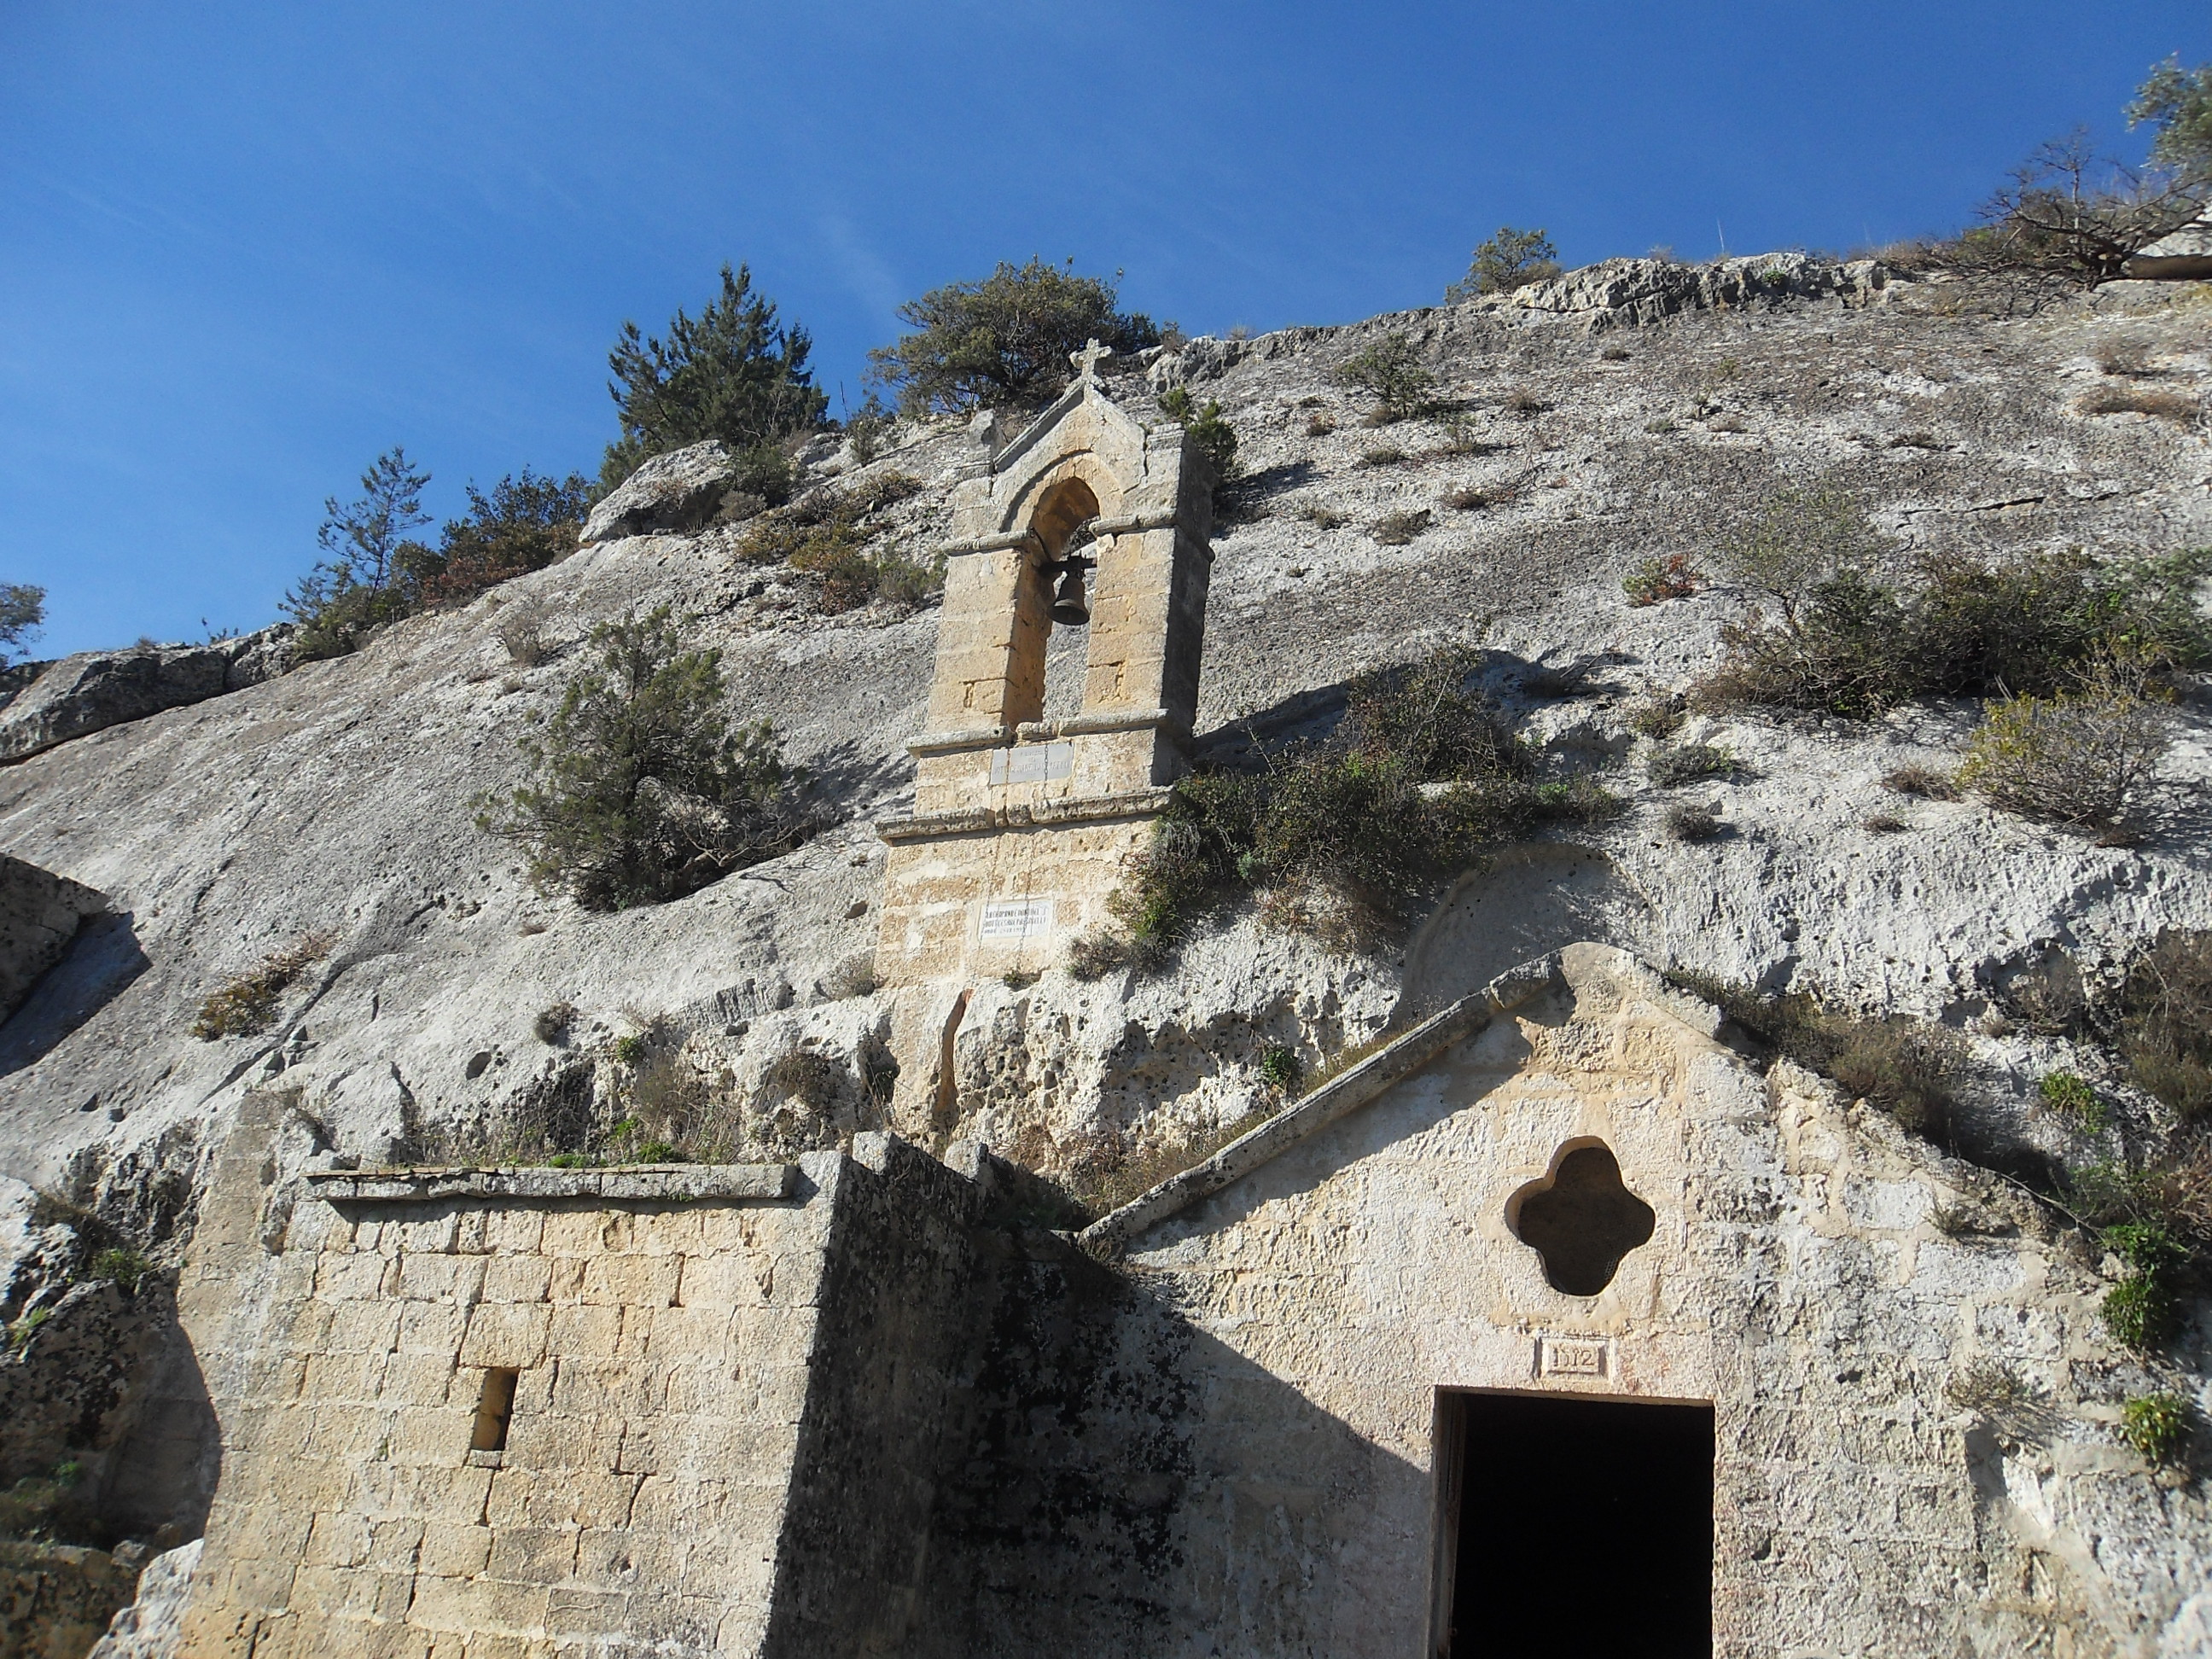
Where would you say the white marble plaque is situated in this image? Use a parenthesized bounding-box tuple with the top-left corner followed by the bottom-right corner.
(989, 742, 1074, 786)
(979, 899, 1055, 942)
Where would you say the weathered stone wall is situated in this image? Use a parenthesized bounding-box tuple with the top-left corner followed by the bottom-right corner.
(178, 1162, 831, 1657)
(1105, 945, 2210, 1656)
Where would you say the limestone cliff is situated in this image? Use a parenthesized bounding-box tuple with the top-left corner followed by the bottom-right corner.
(3, 257, 2212, 1644)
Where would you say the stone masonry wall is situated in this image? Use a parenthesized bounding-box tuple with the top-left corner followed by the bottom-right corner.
(1112, 946, 2212, 1657)
(179, 1163, 835, 1658)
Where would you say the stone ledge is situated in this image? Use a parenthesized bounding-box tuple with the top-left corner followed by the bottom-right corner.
(1079, 953, 1566, 1252)
(875, 788, 1173, 844)
(1014, 707, 1180, 743)
(305, 1163, 800, 1206)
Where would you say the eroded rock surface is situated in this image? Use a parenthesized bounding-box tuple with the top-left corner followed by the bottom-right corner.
(579, 438, 742, 544)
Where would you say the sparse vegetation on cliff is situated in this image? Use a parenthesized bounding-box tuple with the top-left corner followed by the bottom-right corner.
(285, 458, 592, 661)
(1073, 649, 1610, 971)
(1698, 481, 2212, 719)
(477, 607, 803, 910)
(190, 933, 334, 1041)
(734, 471, 937, 614)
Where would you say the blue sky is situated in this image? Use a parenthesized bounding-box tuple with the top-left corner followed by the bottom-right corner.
(3, 1, 2201, 655)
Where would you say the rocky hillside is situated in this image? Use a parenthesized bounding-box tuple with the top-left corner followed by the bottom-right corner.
(2, 253, 2209, 1270)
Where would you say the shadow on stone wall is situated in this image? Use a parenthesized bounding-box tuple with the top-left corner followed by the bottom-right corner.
(0, 1276, 216, 1551)
(765, 1139, 1428, 1658)
(0, 911, 151, 1079)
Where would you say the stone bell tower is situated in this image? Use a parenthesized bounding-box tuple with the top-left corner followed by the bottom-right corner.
(872, 343, 1215, 998)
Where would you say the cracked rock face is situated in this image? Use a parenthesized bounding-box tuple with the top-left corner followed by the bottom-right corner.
(579, 438, 741, 544)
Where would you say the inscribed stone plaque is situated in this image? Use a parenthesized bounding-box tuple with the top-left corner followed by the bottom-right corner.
(1538, 1336, 1610, 1378)
(979, 899, 1055, 942)
(989, 742, 1074, 786)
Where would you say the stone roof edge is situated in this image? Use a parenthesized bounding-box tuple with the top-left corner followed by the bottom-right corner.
(305, 1162, 799, 1206)
(1077, 952, 1568, 1254)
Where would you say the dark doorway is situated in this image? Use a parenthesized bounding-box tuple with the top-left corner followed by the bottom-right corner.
(1441, 1391, 1713, 1658)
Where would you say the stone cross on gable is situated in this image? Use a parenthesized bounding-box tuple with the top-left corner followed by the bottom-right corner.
(1069, 338, 1113, 385)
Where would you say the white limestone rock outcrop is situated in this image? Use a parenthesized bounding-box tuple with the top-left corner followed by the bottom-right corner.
(579, 438, 742, 544)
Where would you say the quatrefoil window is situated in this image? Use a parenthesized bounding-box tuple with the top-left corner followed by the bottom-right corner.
(1508, 1142, 1656, 1295)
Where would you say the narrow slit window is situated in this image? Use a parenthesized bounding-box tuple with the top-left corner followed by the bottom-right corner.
(470, 1367, 519, 1452)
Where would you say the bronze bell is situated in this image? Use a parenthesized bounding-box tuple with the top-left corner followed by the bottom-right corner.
(1049, 556, 1091, 626)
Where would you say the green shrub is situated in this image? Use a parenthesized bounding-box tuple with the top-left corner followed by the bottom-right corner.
(600, 263, 827, 493)
(191, 934, 334, 1040)
(1627, 699, 1685, 739)
(866, 257, 1162, 414)
(1259, 1045, 1305, 1093)
(412, 470, 593, 606)
(6, 1308, 48, 1353)
(1958, 664, 2172, 831)
(1445, 226, 1562, 302)
(1077, 649, 1557, 965)
(2102, 1273, 2176, 1349)
(2122, 930, 2212, 1121)
(1331, 334, 1437, 422)
(2121, 1391, 2192, 1464)
(477, 608, 802, 911)
(1159, 387, 1238, 479)
(1648, 742, 1735, 787)
(1703, 505, 2212, 719)
(614, 1033, 649, 1067)
(2040, 1072, 2109, 1132)
(632, 1139, 686, 1163)
(1624, 555, 1703, 607)
(89, 1249, 149, 1292)
(0, 583, 45, 667)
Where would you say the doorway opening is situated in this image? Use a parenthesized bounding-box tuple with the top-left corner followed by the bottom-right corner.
(1435, 1390, 1713, 1658)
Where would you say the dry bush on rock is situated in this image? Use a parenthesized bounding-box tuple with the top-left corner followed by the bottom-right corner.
(1624, 554, 1703, 606)
(1370, 509, 1431, 546)
(2122, 931, 2212, 1123)
(1882, 764, 1958, 800)
(1647, 742, 1735, 787)
(1665, 803, 1724, 842)
(1669, 970, 1960, 1140)
(2079, 385, 2199, 424)
(1958, 665, 2173, 832)
(192, 934, 334, 1040)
